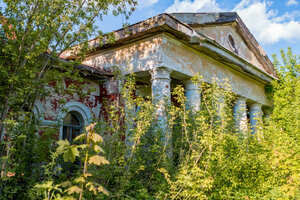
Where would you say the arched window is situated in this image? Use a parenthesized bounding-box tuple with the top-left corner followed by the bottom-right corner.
(58, 101, 92, 140)
(228, 34, 239, 55)
(62, 112, 83, 142)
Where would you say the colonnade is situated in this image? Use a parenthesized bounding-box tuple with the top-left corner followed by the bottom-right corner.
(150, 67, 268, 134)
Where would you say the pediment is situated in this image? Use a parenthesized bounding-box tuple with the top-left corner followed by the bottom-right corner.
(171, 12, 277, 77)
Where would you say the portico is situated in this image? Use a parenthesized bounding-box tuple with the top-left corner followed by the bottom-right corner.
(59, 12, 277, 136)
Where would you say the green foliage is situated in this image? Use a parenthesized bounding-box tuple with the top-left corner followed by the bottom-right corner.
(0, 0, 136, 199)
(262, 48, 300, 199)
(87, 53, 299, 199)
(0, 0, 137, 138)
(15, 53, 300, 199)
(271, 48, 299, 137)
(32, 123, 109, 200)
(1, 11, 299, 199)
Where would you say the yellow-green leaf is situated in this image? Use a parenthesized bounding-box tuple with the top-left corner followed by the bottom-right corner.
(73, 134, 86, 142)
(65, 186, 82, 195)
(85, 123, 97, 132)
(88, 184, 97, 195)
(94, 145, 104, 153)
(88, 155, 109, 166)
(57, 140, 70, 147)
(83, 173, 92, 178)
(74, 176, 85, 183)
(97, 185, 109, 196)
(77, 144, 87, 149)
(90, 133, 103, 143)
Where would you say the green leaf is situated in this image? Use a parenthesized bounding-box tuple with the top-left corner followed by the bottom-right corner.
(88, 155, 109, 166)
(60, 196, 77, 200)
(63, 146, 79, 163)
(34, 181, 53, 189)
(57, 140, 70, 147)
(60, 181, 72, 188)
(56, 140, 70, 154)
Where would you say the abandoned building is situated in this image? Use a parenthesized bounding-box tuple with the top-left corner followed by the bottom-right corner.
(34, 12, 277, 141)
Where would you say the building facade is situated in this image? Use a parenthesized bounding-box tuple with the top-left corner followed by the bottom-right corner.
(36, 12, 277, 141)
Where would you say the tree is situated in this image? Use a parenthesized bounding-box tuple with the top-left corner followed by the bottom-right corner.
(263, 48, 300, 199)
(0, 0, 136, 198)
(0, 0, 137, 140)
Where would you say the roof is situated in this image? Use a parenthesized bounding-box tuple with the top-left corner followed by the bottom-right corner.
(60, 13, 277, 83)
(57, 58, 112, 81)
(170, 12, 276, 77)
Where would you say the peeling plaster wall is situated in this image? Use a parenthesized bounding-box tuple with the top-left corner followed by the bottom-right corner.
(35, 79, 107, 123)
(160, 34, 271, 106)
(79, 33, 271, 106)
(194, 25, 265, 73)
(82, 36, 163, 74)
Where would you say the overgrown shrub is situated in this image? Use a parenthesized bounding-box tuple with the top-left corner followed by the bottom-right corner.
(1, 48, 299, 199)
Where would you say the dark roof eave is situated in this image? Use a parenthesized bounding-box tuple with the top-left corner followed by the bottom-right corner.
(75, 64, 112, 80)
(58, 58, 112, 80)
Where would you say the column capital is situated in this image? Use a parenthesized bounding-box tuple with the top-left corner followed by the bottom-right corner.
(235, 97, 247, 107)
(250, 103, 262, 111)
(182, 79, 200, 91)
(235, 96, 247, 103)
(151, 67, 172, 81)
(183, 79, 201, 111)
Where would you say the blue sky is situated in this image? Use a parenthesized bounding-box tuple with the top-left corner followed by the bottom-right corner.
(99, 0, 300, 59)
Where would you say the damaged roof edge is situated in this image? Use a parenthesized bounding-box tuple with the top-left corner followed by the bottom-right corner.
(170, 12, 277, 78)
(199, 37, 276, 83)
(61, 13, 276, 83)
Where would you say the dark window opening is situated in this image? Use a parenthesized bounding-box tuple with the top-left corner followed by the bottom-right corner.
(61, 112, 83, 175)
(63, 112, 83, 142)
(228, 35, 239, 55)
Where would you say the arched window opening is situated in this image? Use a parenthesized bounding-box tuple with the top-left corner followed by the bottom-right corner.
(63, 112, 83, 142)
(228, 34, 239, 55)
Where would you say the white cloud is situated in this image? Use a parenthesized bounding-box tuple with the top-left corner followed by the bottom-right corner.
(165, 0, 223, 13)
(273, 11, 300, 23)
(286, 0, 298, 6)
(138, 0, 159, 8)
(234, 0, 300, 44)
(165, 0, 300, 44)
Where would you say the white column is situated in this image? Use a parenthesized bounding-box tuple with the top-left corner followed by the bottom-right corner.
(151, 67, 172, 134)
(249, 103, 263, 134)
(183, 79, 201, 111)
(233, 97, 248, 133)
